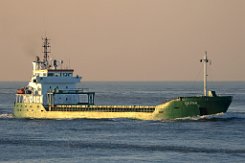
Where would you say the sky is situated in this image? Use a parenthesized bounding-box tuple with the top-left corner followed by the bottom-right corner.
(0, 0, 244, 81)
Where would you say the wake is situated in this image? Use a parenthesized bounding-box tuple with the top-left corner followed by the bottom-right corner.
(173, 112, 245, 122)
(0, 113, 14, 119)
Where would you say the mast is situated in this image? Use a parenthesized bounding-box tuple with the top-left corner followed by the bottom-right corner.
(200, 51, 209, 96)
(42, 37, 51, 69)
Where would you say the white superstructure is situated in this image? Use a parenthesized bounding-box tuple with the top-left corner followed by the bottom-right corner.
(16, 37, 94, 107)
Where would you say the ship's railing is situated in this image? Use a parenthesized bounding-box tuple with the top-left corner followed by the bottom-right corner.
(55, 105, 155, 109)
(48, 105, 156, 113)
(48, 88, 92, 94)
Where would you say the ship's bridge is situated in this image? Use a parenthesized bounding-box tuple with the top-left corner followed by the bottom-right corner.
(32, 69, 81, 84)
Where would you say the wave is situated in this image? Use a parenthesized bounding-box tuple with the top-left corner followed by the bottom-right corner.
(1, 138, 245, 154)
(61, 114, 245, 122)
(172, 112, 245, 122)
(0, 113, 14, 119)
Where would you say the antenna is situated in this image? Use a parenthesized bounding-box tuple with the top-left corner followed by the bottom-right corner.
(42, 37, 51, 69)
(200, 51, 210, 96)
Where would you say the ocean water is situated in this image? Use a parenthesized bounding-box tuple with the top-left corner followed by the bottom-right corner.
(0, 81, 245, 163)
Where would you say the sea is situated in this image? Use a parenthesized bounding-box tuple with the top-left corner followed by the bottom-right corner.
(0, 81, 245, 163)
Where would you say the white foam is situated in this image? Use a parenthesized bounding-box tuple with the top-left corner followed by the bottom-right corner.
(174, 112, 226, 121)
(0, 113, 14, 119)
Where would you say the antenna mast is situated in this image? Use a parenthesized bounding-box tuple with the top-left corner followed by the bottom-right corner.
(42, 37, 51, 69)
(200, 51, 209, 96)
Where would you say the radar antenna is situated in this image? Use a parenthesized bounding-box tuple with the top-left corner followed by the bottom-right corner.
(42, 37, 51, 69)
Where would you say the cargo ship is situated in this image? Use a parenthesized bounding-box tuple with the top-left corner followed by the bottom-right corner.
(13, 37, 232, 120)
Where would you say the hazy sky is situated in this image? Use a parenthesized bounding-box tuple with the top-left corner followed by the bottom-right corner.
(0, 0, 244, 81)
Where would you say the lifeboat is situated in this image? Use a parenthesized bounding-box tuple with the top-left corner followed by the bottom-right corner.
(16, 88, 25, 94)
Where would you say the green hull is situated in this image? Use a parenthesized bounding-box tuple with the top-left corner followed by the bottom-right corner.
(13, 96, 232, 120)
(155, 96, 232, 119)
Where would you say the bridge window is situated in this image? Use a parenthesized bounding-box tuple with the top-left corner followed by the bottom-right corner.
(48, 73, 54, 76)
